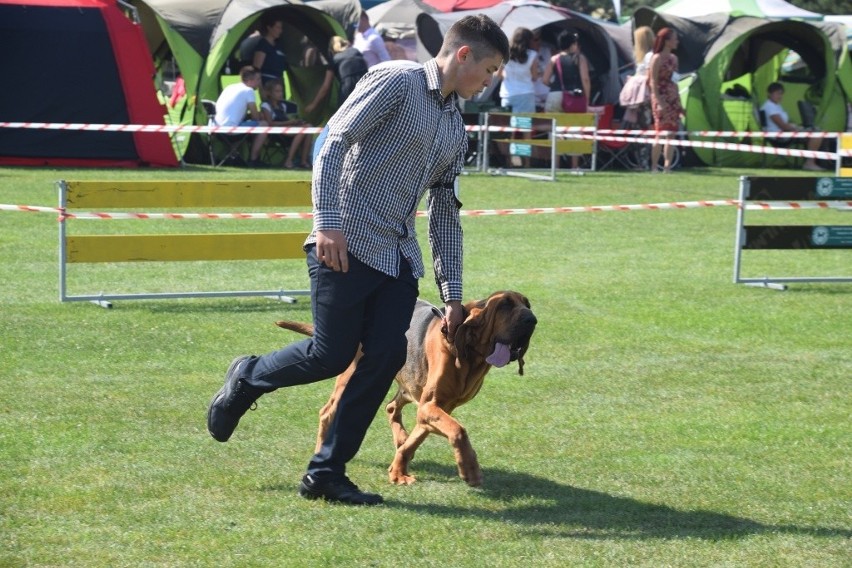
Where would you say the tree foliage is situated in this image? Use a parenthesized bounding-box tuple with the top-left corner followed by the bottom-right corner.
(554, 0, 844, 20)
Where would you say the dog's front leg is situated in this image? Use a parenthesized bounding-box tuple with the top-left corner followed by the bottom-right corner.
(388, 424, 430, 485)
(385, 393, 410, 448)
(416, 401, 482, 487)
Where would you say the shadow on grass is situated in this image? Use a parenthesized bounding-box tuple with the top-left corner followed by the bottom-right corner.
(784, 285, 852, 296)
(390, 460, 850, 541)
(131, 299, 313, 315)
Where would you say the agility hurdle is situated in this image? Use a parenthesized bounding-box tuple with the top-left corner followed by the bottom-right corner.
(733, 176, 852, 290)
(837, 133, 852, 177)
(58, 180, 312, 307)
(483, 112, 596, 180)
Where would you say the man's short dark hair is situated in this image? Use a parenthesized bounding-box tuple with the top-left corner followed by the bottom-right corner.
(767, 82, 784, 95)
(440, 15, 509, 63)
(240, 65, 260, 82)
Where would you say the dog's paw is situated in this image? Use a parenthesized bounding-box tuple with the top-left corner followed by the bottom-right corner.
(459, 463, 483, 487)
(388, 470, 417, 485)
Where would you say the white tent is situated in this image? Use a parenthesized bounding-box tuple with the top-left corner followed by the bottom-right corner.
(367, 0, 438, 60)
(655, 0, 822, 21)
(417, 0, 629, 104)
(367, 0, 435, 33)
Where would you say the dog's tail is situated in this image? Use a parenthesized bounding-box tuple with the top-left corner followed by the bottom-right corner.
(274, 320, 314, 336)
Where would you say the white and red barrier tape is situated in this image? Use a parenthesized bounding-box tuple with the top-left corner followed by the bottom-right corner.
(3, 200, 850, 220)
(2, 121, 849, 160)
(565, 132, 841, 161)
(0, 121, 840, 139)
(0, 121, 324, 135)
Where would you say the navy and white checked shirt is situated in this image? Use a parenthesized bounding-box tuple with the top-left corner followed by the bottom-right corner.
(309, 59, 467, 303)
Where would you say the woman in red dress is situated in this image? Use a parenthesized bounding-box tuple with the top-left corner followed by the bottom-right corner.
(649, 28, 683, 173)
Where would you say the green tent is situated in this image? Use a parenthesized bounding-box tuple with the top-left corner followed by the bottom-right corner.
(129, 0, 359, 162)
(634, 8, 851, 167)
(200, 1, 354, 129)
(654, 0, 823, 21)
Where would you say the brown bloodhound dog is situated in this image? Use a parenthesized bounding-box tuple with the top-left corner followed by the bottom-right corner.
(275, 290, 536, 487)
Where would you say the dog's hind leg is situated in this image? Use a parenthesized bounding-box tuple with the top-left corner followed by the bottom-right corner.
(314, 360, 356, 453)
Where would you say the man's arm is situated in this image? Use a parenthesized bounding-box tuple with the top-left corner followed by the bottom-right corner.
(769, 112, 797, 131)
(427, 157, 465, 340)
(305, 69, 334, 114)
(247, 102, 262, 121)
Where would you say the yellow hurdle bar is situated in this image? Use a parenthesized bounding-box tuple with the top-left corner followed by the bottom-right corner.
(63, 180, 313, 209)
(66, 232, 309, 263)
(486, 111, 597, 175)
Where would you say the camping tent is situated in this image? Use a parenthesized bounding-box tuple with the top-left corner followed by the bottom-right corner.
(199, 1, 355, 128)
(631, 9, 729, 74)
(417, 0, 629, 105)
(423, 0, 503, 11)
(367, 0, 439, 60)
(126, 0, 359, 160)
(655, 0, 823, 21)
(634, 8, 851, 167)
(129, 0, 230, 114)
(0, 0, 178, 167)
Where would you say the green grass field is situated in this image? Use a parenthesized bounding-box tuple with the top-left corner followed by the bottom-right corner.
(1, 165, 849, 567)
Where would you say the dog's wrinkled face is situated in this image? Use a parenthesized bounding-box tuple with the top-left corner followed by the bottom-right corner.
(454, 291, 537, 375)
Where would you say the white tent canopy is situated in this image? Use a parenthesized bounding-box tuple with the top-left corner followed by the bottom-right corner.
(367, 0, 436, 40)
(656, 0, 822, 21)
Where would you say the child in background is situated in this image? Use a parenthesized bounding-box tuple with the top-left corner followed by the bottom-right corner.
(261, 79, 312, 169)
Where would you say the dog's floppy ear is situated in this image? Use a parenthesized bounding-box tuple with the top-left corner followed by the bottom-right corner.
(452, 306, 481, 367)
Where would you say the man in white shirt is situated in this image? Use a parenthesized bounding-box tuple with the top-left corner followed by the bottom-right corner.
(213, 66, 268, 167)
(353, 12, 390, 68)
(760, 82, 824, 171)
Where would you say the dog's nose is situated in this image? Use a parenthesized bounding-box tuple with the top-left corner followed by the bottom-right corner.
(520, 310, 537, 327)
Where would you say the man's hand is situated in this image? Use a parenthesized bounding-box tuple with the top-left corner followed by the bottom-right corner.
(316, 229, 349, 272)
(443, 300, 464, 343)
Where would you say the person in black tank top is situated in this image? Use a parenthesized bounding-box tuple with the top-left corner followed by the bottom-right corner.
(541, 31, 591, 169)
(542, 30, 590, 113)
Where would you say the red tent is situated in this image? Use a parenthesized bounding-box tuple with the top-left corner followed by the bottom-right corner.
(0, 0, 178, 167)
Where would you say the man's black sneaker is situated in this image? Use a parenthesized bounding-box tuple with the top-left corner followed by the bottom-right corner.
(298, 474, 384, 505)
(207, 356, 262, 442)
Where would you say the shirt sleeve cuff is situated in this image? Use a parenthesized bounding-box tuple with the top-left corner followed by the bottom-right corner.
(440, 281, 463, 303)
(313, 209, 343, 232)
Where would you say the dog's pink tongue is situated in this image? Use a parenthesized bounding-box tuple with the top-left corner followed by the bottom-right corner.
(486, 342, 511, 367)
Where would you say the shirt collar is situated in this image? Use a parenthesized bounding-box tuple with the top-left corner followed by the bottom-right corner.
(424, 59, 457, 105)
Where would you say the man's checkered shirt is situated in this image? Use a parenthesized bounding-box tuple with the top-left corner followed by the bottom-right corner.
(309, 59, 467, 303)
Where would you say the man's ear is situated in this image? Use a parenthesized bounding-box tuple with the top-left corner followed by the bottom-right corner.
(456, 45, 471, 63)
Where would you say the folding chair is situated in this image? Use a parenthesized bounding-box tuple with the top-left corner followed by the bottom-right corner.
(752, 108, 770, 166)
(761, 106, 805, 168)
(797, 100, 816, 129)
(201, 99, 250, 167)
(260, 100, 299, 166)
(596, 104, 644, 170)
